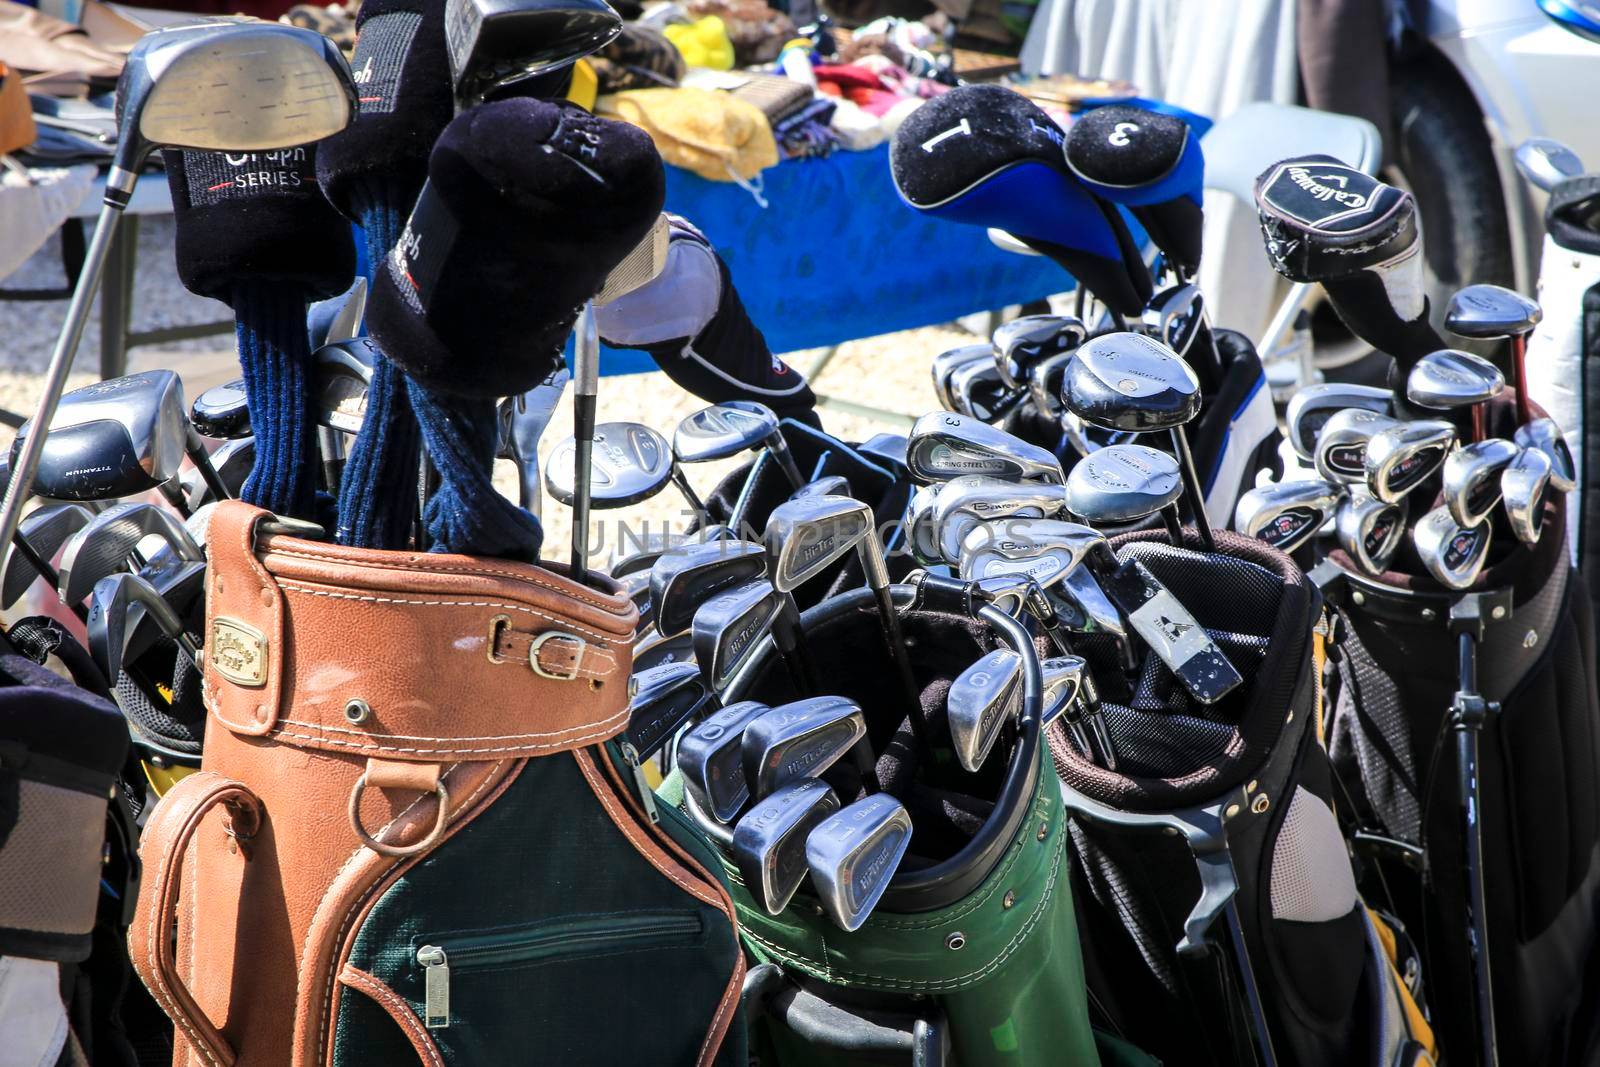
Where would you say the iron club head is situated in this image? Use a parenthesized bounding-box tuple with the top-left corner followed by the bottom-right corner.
(906, 411, 1063, 485)
(741, 696, 868, 801)
(1413, 505, 1492, 590)
(0, 502, 93, 609)
(1514, 417, 1576, 492)
(732, 778, 840, 915)
(1501, 445, 1553, 545)
(1365, 420, 1458, 503)
(651, 539, 768, 637)
(1233, 479, 1343, 553)
(805, 793, 913, 931)
(57, 501, 203, 606)
(691, 578, 785, 694)
(677, 700, 772, 824)
(1441, 438, 1519, 526)
(992, 314, 1085, 390)
(1313, 407, 1404, 485)
(1334, 491, 1407, 575)
(1285, 384, 1392, 463)
(930, 476, 1069, 566)
(625, 661, 713, 762)
(946, 647, 1023, 772)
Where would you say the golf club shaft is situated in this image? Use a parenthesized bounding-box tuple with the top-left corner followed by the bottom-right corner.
(1471, 404, 1487, 444)
(871, 581, 925, 747)
(1160, 505, 1186, 545)
(770, 439, 805, 491)
(1224, 899, 1280, 1067)
(571, 303, 600, 584)
(0, 198, 127, 555)
(1168, 428, 1214, 550)
(1511, 334, 1531, 426)
(671, 469, 707, 519)
(1456, 630, 1499, 1067)
(186, 433, 231, 502)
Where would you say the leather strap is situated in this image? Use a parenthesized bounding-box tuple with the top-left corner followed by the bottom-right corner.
(129, 771, 263, 1067)
(490, 621, 601, 680)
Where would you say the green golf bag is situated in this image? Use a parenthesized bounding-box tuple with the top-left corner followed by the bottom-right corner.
(660, 579, 1136, 1065)
(1051, 530, 1436, 1067)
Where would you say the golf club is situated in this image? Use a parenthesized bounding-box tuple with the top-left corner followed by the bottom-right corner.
(0, 502, 93, 610)
(190, 378, 251, 440)
(732, 778, 840, 915)
(906, 411, 1063, 485)
(1233, 479, 1343, 554)
(1406, 348, 1505, 442)
(1442, 438, 1519, 527)
(1365, 420, 1458, 504)
(946, 647, 1022, 772)
(1314, 408, 1404, 486)
(1065, 443, 1187, 544)
(991, 314, 1085, 390)
(86, 571, 200, 686)
(1515, 137, 1584, 192)
(1414, 506, 1492, 590)
(497, 363, 570, 517)
(1444, 284, 1543, 426)
(930, 476, 1069, 566)
(546, 421, 707, 515)
(1334, 491, 1408, 576)
(677, 699, 772, 824)
(1502, 445, 1553, 545)
(673, 400, 805, 491)
(1285, 384, 1392, 463)
(742, 696, 872, 800)
(1514, 417, 1576, 493)
(57, 501, 203, 607)
(805, 793, 913, 931)
(626, 661, 714, 762)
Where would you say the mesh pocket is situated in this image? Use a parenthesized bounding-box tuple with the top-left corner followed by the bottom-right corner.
(1271, 786, 1358, 923)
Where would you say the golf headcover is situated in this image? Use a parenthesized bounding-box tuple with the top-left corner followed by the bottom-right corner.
(890, 84, 1151, 317)
(367, 97, 666, 558)
(316, 0, 452, 549)
(165, 146, 356, 520)
(594, 214, 819, 426)
(1065, 104, 1204, 277)
(1255, 155, 1446, 367)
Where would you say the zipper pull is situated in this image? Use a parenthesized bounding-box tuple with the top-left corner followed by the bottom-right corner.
(618, 740, 660, 824)
(417, 944, 450, 1029)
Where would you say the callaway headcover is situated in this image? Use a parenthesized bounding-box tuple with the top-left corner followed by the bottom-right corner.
(890, 83, 1151, 317)
(594, 214, 818, 424)
(315, 0, 454, 220)
(367, 97, 666, 398)
(1255, 155, 1445, 365)
(165, 146, 355, 304)
(1065, 104, 1205, 277)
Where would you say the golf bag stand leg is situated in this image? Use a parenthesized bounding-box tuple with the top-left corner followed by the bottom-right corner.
(1449, 591, 1507, 1067)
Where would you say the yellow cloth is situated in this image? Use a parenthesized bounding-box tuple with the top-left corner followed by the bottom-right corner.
(662, 15, 736, 71)
(566, 57, 598, 111)
(600, 87, 778, 183)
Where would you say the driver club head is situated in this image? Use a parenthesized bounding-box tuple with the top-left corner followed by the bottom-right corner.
(1413, 505, 1492, 590)
(547, 422, 675, 509)
(57, 501, 203, 606)
(625, 661, 713, 762)
(1444, 285, 1542, 342)
(1334, 491, 1407, 575)
(741, 696, 868, 801)
(805, 793, 913, 932)
(674, 401, 803, 489)
(991, 314, 1086, 390)
(1062, 331, 1202, 433)
(445, 0, 622, 108)
(732, 778, 840, 915)
(0, 502, 94, 608)
(931, 476, 1069, 565)
(957, 517, 1104, 590)
(1314, 408, 1404, 485)
(1233, 479, 1342, 553)
(932, 344, 995, 412)
(677, 700, 771, 824)
(1514, 137, 1584, 193)
(1441, 438, 1519, 526)
(1515, 417, 1576, 492)
(1285, 384, 1392, 463)
(190, 378, 251, 440)
(1365, 420, 1458, 503)
(691, 578, 785, 694)
(906, 411, 1064, 485)
(1502, 445, 1553, 544)
(650, 539, 768, 637)
(946, 647, 1023, 772)
(1064, 444, 1183, 525)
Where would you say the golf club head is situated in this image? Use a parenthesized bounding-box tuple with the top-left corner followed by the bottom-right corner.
(946, 647, 1022, 772)
(626, 661, 713, 761)
(1064, 444, 1183, 525)
(1502, 445, 1553, 544)
(931, 476, 1069, 566)
(13, 370, 191, 502)
(1140, 283, 1207, 361)
(86, 571, 187, 686)
(547, 422, 675, 509)
(741, 696, 867, 800)
(1233, 479, 1342, 553)
(1405, 349, 1504, 413)
(992, 314, 1085, 390)
(1054, 566, 1127, 641)
(691, 578, 785, 693)
(0, 502, 94, 608)
(1444, 285, 1542, 341)
(1442, 438, 1519, 526)
(1313, 408, 1403, 485)
(115, 20, 355, 175)
(931, 344, 994, 412)
(678, 699, 771, 824)
(805, 793, 913, 931)
(1414, 505, 1492, 590)
(1040, 653, 1097, 728)
(1285, 384, 1392, 463)
(58, 501, 202, 606)
(948, 359, 1024, 423)
(311, 337, 378, 435)
(1063, 331, 1201, 432)
(1515, 417, 1576, 492)
(789, 475, 851, 502)
(957, 517, 1104, 590)
(122, 556, 208, 666)
(307, 275, 367, 351)
(674, 401, 784, 465)
(190, 378, 251, 440)
(904, 483, 945, 567)
(765, 495, 878, 592)
(732, 778, 840, 915)
(906, 411, 1063, 485)
(651, 539, 768, 637)
(633, 628, 694, 674)
(1365, 420, 1457, 503)
(184, 437, 254, 511)
(445, 0, 621, 108)
(1334, 491, 1407, 575)
(1515, 137, 1585, 193)
(1026, 349, 1077, 418)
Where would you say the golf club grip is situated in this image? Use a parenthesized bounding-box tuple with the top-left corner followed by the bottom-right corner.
(571, 394, 596, 580)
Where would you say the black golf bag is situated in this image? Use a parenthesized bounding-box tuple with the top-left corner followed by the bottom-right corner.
(1323, 424, 1600, 1065)
(1053, 530, 1435, 1067)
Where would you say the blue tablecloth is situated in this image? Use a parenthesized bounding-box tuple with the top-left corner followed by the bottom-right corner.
(600, 144, 1070, 375)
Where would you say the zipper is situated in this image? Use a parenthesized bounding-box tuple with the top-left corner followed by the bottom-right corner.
(415, 911, 702, 1030)
(617, 739, 660, 823)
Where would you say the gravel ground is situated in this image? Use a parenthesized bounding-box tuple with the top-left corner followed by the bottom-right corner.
(0, 216, 984, 568)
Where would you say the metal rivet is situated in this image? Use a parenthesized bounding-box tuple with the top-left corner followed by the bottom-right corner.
(1351, 590, 1365, 606)
(259, 587, 273, 607)
(1492, 606, 1507, 620)
(255, 704, 269, 723)
(1002, 890, 1016, 910)
(1224, 803, 1241, 819)
(1523, 629, 1539, 649)
(345, 698, 372, 724)
(1246, 779, 1258, 792)
(1251, 794, 1270, 815)
(1421, 608, 1437, 622)
(1163, 825, 1179, 836)
(1036, 823, 1048, 841)
(945, 932, 966, 950)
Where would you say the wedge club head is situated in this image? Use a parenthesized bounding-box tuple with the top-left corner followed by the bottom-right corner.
(742, 696, 868, 800)
(946, 647, 1022, 772)
(1365, 420, 1457, 503)
(1515, 417, 1576, 492)
(1285, 384, 1392, 463)
(1233, 479, 1342, 553)
(906, 411, 1063, 485)
(1502, 445, 1553, 544)
(1334, 491, 1407, 575)
(1414, 506, 1491, 590)
(805, 793, 913, 931)
(678, 700, 771, 824)
(732, 778, 840, 915)
(1442, 438, 1519, 526)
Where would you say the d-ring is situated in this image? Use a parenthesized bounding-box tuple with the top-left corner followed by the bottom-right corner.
(348, 774, 450, 857)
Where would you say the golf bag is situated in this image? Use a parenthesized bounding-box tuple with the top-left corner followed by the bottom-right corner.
(129, 502, 746, 1067)
(664, 579, 1132, 1066)
(1323, 444, 1600, 1065)
(1053, 530, 1435, 1067)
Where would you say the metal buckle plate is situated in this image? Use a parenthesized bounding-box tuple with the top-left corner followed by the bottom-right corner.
(529, 631, 586, 681)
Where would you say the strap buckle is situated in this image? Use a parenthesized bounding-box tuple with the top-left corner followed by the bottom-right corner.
(530, 631, 586, 681)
